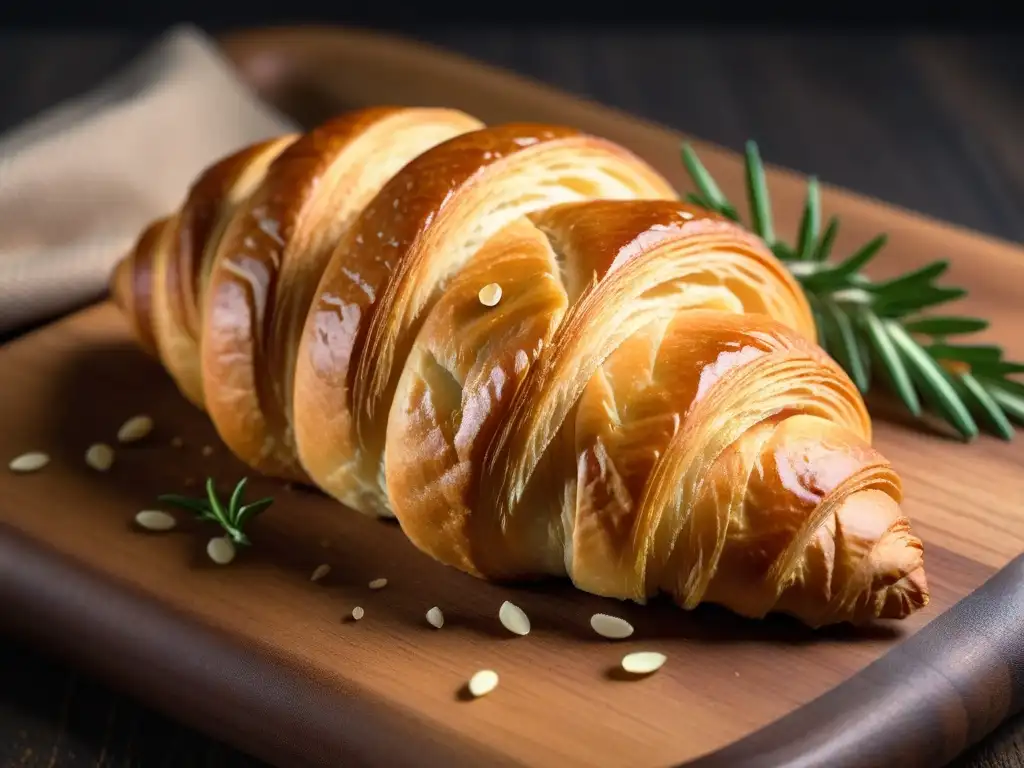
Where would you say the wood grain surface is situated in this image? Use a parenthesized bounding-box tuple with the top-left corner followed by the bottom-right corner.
(2, 24, 1024, 768)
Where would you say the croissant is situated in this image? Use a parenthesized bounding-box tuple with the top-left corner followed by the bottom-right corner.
(110, 107, 928, 628)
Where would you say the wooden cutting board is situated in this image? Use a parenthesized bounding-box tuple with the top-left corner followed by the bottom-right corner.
(2, 26, 1024, 768)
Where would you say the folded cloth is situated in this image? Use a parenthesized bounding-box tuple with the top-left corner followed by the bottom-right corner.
(0, 24, 297, 336)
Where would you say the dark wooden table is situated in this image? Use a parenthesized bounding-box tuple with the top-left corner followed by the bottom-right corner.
(2, 24, 1023, 768)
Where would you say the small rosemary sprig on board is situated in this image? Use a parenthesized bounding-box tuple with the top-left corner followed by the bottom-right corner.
(680, 141, 1024, 441)
(159, 477, 274, 545)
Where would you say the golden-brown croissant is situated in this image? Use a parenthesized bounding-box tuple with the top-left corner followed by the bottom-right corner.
(110, 107, 928, 628)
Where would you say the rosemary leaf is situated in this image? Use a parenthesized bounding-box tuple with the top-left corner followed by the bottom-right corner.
(157, 494, 212, 517)
(857, 331, 873, 385)
(902, 316, 990, 336)
(957, 373, 1014, 440)
(926, 344, 1003, 364)
(888, 324, 978, 439)
(680, 144, 735, 219)
(874, 286, 967, 318)
(866, 261, 949, 298)
(744, 141, 775, 244)
(988, 385, 1024, 425)
(970, 360, 1024, 377)
(813, 216, 840, 263)
(860, 312, 921, 417)
(772, 242, 797, 262)
(159, 477, 275, 546)
(205, 477, 231, 530)
(982, 376, 1024, 398)
(821, 299, 870, 392)
(235, 498, 275, 529)
(802, 234, 887, 292)
(685, 192, 713, 209)
(228, 477, 249, 522)
(795, 177, 821, 261)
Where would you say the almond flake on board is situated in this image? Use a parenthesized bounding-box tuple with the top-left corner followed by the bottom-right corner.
(207, 536, 236, 565)
(467, 669, 499, 698)
(590, 613, 634, 640)
(498, 601, 530, 636)
(8, 452, 49, 473)
(117, 415, 153, 443)
(135, 510, 176, 532)
(85, 443, 115, 471)
(621, 652, 666, 675)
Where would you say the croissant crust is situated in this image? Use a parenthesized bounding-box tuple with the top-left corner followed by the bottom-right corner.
(110, 108, 928, 628)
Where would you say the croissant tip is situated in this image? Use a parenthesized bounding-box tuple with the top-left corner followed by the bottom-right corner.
(878, 565, 930, 620)
(907, 565, 930, 608)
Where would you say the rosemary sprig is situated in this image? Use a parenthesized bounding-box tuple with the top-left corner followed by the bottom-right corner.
(158, 477, 274, 545)
(679, 141, 1024, 441)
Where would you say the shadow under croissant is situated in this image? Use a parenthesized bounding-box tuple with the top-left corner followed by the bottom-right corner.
(47, 339, 916, 649)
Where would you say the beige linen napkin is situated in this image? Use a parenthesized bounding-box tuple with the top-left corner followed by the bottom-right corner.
(0, 24, 297, 335)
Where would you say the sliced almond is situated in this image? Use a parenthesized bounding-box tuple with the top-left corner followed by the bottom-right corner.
(117, 415, 153, 443)
(498, 601, 530, 636)
(478, 282, 502, 307)
(207, 536, 236, 565)
(426, 607, 444, 629)
(201, 445, 214, 457)
(134, 510, 176, 532)
(85, 443, 115, 471)
(368, 577, 388, 590)
(351, 606, 365, 621)
(311, 564, 331, 582)
(467, 669, 499, 697)
(621, 651, 666, 675)
(9, 451, 49, 473)
(590, 613, 634, 640)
